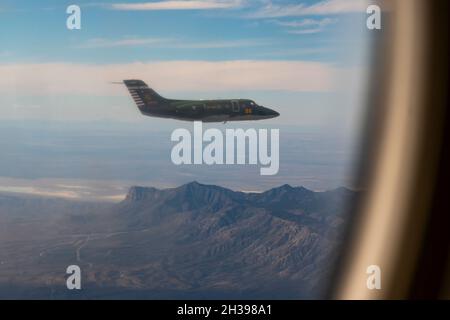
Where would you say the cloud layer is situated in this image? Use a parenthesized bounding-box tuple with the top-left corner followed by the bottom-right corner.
(249, 0, 367, 18)
(111, 0, 243, 11)
(273, 17, 337, 34)
(0, 60, 337, 95)
(77, 37, 272, 49)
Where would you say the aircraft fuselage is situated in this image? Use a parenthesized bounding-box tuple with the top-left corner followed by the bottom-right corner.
(123, 80, 280, 122)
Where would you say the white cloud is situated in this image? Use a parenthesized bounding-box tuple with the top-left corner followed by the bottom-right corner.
(287, 28, 322, 35)
(77, 37, 272, 49)
(248, 0, 367, 18)
(0, 60, 337, 95)
(78, 38, 171, 48)
(275, 17, 336, 28)
(254, 47, 331, 57)
(169, 39, 272, 49)
(273, 17, 337, 34)
(111, 0, 243, 11)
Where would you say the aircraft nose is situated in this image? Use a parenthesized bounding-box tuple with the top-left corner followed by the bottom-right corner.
(261, 106, 280, 118)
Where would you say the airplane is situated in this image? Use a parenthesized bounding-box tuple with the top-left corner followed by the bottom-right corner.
(123, 79, 280, 122)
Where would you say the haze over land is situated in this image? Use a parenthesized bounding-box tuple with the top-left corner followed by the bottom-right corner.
(0, 120, 359, 200)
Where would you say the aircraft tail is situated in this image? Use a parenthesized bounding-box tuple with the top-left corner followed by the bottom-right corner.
(123, 79, 166, 113)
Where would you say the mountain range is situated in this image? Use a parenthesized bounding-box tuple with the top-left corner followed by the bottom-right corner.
(0, 181, 356, 299)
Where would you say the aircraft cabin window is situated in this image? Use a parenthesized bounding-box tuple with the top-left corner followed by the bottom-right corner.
(8, 0, 447, 303)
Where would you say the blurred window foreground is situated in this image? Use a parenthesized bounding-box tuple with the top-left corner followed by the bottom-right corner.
(333, 0, 449, 300)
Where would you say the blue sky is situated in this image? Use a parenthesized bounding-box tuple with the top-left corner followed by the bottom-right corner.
(0, 0, 368, 63)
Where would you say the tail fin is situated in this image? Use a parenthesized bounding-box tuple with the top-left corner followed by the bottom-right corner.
(123, 79, 166, 113)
